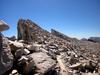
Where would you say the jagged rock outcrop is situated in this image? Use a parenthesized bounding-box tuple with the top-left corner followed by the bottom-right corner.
(51, 29, 78, 42)
(17, 19, 45, 43)
(17, 19, 32, 43)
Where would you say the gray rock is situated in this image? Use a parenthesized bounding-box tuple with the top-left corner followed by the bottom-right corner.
(18, 56, 35, 75)
(27, 43, 40, 51)
(17, 54, 35, 75)
(9, 40, 24, 54)
(15, 48, 30, 59)
(15, 49, 23, 59)
(9, 40, 24, 48)
(23, 48, 30, 55)
(9, 69, 19, 75)
(17, 19, 38, 43)
(18, 56, 28, 63)
(29, 52, 56, 74)
(23, 60, 35, 75)
(0, 20, 9, 32)
(0, 33, 13, 75)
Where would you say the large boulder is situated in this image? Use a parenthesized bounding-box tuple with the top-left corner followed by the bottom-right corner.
(29, 52, 56, 75)
(0, 33, 13, 75)
(8, 40, 24, 54)
(18, 55, 35, 75)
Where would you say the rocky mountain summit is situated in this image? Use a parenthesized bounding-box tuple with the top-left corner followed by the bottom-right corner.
(0, 19, 100, 75)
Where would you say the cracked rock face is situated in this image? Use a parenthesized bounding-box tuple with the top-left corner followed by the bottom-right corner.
(0, 33, 13, 75)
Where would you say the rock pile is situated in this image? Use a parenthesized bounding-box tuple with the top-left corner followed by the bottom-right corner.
(0, 19, 100, 75)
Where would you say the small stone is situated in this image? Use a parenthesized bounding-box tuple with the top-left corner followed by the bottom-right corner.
(23, 48, 30, 55)
(10, 69, 19, 75)
(18, 56, 28, 62)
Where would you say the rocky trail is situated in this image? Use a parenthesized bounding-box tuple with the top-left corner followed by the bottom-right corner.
(0, 19, 100, 75)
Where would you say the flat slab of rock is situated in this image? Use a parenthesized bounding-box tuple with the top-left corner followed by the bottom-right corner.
(69, 63, 82, 69)
(29, 52, 56, 74)
(9, 40, 24, 48)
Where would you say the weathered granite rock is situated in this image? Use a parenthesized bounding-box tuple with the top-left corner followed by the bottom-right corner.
(0, 20, 9, 32)
(17, 19, 40, 43)
(15, 48, 30, 59)
(23, 59, 35, 75)
(23, 48, 30, 54)
(15, 49, 23, 59)
(9, 40, 24, 54)
(9, 40, 24, 49)
(0, 33, 13, 75)
(18, 55, 35, 75)
(29, 52, 56, 75)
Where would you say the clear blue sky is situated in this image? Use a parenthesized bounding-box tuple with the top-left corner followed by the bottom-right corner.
(0, 0, 100, 39)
